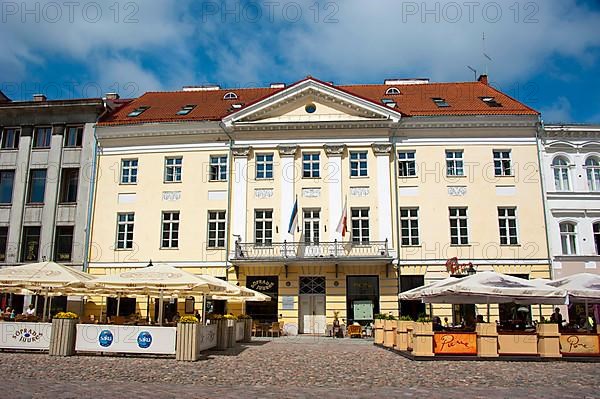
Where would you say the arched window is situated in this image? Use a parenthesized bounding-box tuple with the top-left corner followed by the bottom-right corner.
(385, 87, 400, 95)
(594, 222, 600, 255)
(585, 156, 600, 192)
(223, 92, 238, 100)
(559, 222, 577, 255)
(552, 156, 571, 191)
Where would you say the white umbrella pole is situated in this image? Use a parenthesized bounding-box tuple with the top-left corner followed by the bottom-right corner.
(116, 295, 121, 317)
(42, 289, 48, 322)
(47, 296, 53, 320)
(202, 294, 207, 325)
(34, 295, 39, 314)
(158, 290, 164, 326)
(99, 296, 104, 323)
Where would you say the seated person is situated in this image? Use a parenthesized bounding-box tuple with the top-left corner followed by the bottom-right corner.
(25, 304, 36, 316)
(432, 316, 444, 331)
(172, 312, 181, 323)
(476, 315, 485, 323)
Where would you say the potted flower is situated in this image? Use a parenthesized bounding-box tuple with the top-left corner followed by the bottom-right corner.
(383, 314, 397, 348)
(176, 315, 200, 361)
(536, 319, 561, 358)
(50, 312, 79, 357)
(412, 315, 434, 357)
(373, 314, 386, 345)
(395, 315, 414, 351)
(237, 314, 253, 343)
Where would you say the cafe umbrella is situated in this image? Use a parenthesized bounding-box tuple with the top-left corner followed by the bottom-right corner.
(545, 273, 600, 322)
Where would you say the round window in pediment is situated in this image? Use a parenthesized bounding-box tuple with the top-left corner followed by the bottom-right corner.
(305, 103, 317, 113)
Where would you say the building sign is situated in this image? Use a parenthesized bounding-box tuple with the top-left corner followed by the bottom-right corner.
(433, 333, 477, 355)
(247, 276, 278, 293)
(445, 257, 474, 275)
(560, 334, 600, 355)
(281, 296, 294, 310)
(75, 325, 176, 354)
(0, 322, 52, 350)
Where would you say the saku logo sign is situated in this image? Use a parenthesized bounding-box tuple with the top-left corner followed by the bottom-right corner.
(98, 329, 113, 347)
(137, 331, 152, 349)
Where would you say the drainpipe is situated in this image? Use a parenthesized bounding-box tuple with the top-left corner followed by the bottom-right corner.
(391, 121, 403, 314)
(82, 102, 109, 272)
(219, 122, 235, 280)
(535, 117, 554, 279)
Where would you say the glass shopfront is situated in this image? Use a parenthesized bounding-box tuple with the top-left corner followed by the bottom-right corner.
(246, 276, 278, 323)
(346, 276, 379, 325)
(400, 275, 425, 320)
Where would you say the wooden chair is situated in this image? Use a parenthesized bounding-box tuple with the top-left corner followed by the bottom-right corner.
(268, 322, 281, 337)
(251, 321, 259, 337)
(347, 325, 362, 338)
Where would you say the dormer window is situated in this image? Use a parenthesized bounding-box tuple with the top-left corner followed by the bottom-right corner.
(176, 104, 196, 115)
(381, 98, 396, 107)
(385, 87, 401, 95)
(127, 106, 150, 117)
(223, 92, 238, 100)
(432, 98, 450, 107)
(480, 97, 502, 107)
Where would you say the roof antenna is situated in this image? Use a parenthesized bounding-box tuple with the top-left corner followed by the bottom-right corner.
(482, 32, 492, 76)
(466, 66, 477, 81)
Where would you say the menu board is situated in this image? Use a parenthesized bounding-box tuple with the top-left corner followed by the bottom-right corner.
(353, 300, 373, 320)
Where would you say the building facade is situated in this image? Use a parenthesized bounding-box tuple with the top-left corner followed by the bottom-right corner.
(87, 77, 551, 332)
(0, 94, 106, 313)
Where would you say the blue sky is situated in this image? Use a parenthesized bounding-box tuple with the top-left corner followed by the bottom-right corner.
(1, 0, 599, 123)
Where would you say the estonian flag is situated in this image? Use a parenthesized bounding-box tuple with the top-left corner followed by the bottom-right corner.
(336, 196, 348, 237)
(288, 197, 298, 234)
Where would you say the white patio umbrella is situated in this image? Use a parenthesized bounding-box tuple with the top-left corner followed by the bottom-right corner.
(419, 271, 568, 305)
(211, 286, 271, 302)
(546, 273, 600, 323)
(398, 277, 459, 301)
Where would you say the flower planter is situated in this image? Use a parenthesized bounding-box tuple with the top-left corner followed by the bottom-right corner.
(383, 319, 396, 348)
(49, 318, 77, 357)
(373, 319, 384, 345)
(243, 319, 252, 343)
(537, 323, 561, 358)
(176, 323, 200, 361)
(235, 321, 245, 342)
(215, 319, 229, 350)
(475, 322, 499, 358)
(395, 320, 413, 351)
(412, 322, 434, 357)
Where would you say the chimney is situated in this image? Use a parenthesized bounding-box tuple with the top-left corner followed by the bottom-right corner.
(105, 93, 120, 100)
(478, 74, 489, 85)
(33, 94, 47, 102)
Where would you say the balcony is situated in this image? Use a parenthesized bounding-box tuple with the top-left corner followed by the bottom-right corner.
(232, 240, 391, 262)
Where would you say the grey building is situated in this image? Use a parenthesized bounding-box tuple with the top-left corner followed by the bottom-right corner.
(0, 92, 109, 313)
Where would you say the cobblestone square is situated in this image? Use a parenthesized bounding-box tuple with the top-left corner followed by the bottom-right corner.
(3, 337, 599, 398)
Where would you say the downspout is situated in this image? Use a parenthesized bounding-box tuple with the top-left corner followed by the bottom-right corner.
(219, 122, 235, 280)
(82, 102, 109, 272)
(535, 117, 554, 279)
(391, 121, 403, 314)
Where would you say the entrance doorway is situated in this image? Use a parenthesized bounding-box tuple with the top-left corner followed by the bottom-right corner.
(299, 276, 326, 334)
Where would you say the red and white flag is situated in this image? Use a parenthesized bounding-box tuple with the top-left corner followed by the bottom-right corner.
(336, 197, 348, 237)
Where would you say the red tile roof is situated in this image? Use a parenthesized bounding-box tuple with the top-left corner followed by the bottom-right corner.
(99, 78, 538, 126)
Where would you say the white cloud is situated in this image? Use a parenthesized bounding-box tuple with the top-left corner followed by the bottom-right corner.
(541, 96, 573, 123)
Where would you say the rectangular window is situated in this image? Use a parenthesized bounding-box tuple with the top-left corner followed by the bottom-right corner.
(303, 209, 320, 245)
(400, 208, 419, 246)
(0, 170, 15, 204)
(1, 128, 19, 149)
(64, 126, 83, 147)
(398, 151, 416, 177)
(594, 223, 600, 255)
(121, 159, 138, 184)
(446, 150, 464, 176)
(161, 211, 180, 248)
(256, 153, 274, 179)
(0, 226, 8, 262)
(164, 157, 182, 182)
(350, 151, 368, 177)
(27, 169, 47, 204)
(116, 212, 135, 250)
(351, 208, 370, 244)
(449, 207, 468, 245)
(54, 226, 74, 262)
(302, 153, 320, 178)
(209, 155, 228, 181)
(33, 127, 52, 148)
(21, 226, 41, 262)
(254, 209, 273, 246)
(493, 150, 512, 176)
(208, 211, 226, 248)
(498, 207, 518, 245)
(59, 168, 79, 203)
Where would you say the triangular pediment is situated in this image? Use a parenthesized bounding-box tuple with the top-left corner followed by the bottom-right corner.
(223, 78, 402, 128)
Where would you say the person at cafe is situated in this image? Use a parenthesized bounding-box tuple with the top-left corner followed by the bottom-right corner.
(433, 316, 444, 331)
(3, 307, 12, 318)
(443, 317, 450, 328)
(476, 315, 485, 323)
(550, 308, 563, 327)
(172, 312, 181, 323)
(25, 304, 36, 316)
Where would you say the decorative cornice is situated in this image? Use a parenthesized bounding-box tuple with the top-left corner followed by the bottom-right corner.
(324, 144, 345, 156)
(371, 143, 392, 155)
(277, 145, 298, 157)
(232, 146, 251, 157)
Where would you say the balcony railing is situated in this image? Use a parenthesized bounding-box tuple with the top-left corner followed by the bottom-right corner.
(232, 240, 390, 261)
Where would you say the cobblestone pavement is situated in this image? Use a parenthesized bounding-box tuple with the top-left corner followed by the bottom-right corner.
(4, 336, 600, 398)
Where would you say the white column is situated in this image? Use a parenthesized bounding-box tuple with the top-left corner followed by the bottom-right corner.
(373, 143, 393, 247)
(231, 147, 250, 242)
(278, 145, 298, 242)
(325, 145, 345, 241)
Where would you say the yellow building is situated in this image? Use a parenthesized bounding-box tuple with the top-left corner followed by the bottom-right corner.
(88, 76, 550, 333)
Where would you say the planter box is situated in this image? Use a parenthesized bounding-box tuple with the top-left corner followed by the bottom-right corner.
(395, 320, 413, 351)
(235, 321, 245, 342)
(412, 322, 434, 357)
(537, 323, 561, 358)
(176, 323, 200, 361)
(475, 322, 498, 358)
(497, 333, 538, 355)
(243, 319, 252, 343)
(215, 319, 229, 350)
(383, 319, 396, 348)
(49, 318, 77, 357)
(373, 319, 384, 345)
